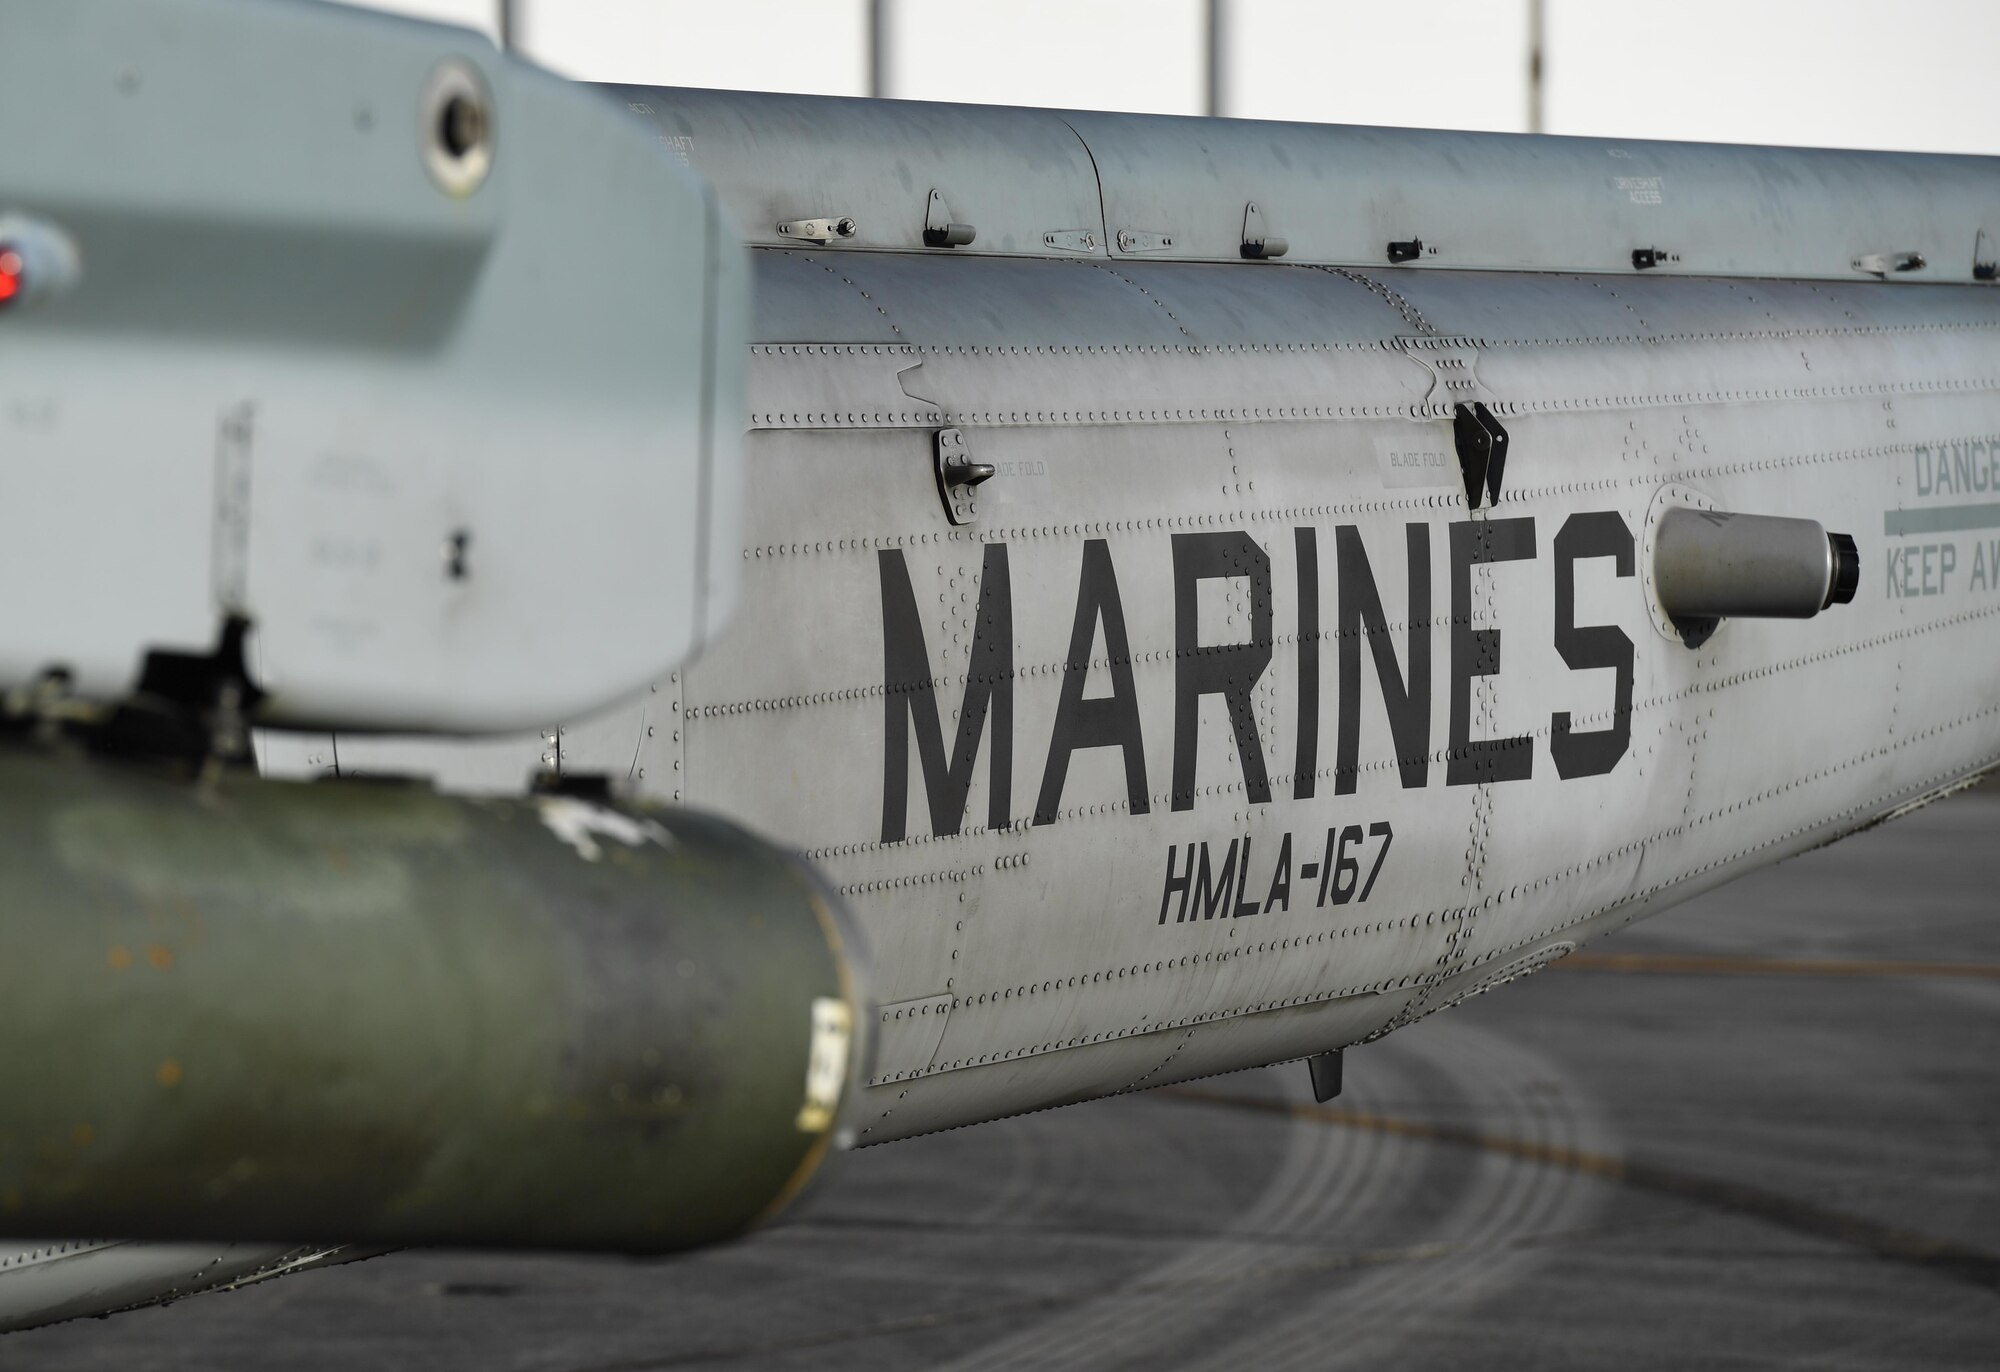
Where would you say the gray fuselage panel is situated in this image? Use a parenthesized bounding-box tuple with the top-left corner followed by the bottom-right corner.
(289, 251, 2000, 1143)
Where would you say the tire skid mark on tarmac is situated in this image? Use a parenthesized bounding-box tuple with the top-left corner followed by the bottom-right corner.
(929, 1069, 1394, 1372)
(558, 1225, 1585, 1372)
(1185, 1021, 1617, 1371)
(560, 955, 1997, 1371)
(936, 1019, 1611, 1372)
(562, 1021, 1611, 1372)
(1170, 1087, 2000, 1295)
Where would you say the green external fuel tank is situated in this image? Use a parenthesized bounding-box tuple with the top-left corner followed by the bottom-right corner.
(0, 742, 867, 1252)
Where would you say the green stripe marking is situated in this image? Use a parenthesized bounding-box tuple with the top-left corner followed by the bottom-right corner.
(1884, 503, 2000, 536)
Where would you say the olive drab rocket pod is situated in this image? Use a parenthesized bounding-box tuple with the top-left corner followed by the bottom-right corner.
(0, 743, 868, 1251)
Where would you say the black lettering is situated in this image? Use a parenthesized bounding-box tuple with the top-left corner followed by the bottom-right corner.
(1329, 824, 1364, 904)
(1193, 839, 1239, 920)
(878, 544, 1013, 843)
(1446, 518, 1536, 786)
(1294, 527, 1321, 799)
(1234, 837, 1262, 917)
(1171, 532, 1273, 810)
(1359, 821, 1394, 901)
(1334, 523, 1432, 794)
(1159, 842, 1195, 924)
(1263, 831, 1294, 913)
(1036, 539, 1150, 824)
(1550, 511, 1636, 779)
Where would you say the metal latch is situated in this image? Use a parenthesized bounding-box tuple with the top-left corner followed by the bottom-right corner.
(777, 216, 858, 243)
(1387, 237, 1426, 264)
(923, 189, 976, 248)
(1852, 250, 1926, 277)
(1240, 202, 1289, 260)
(1632, 246, 1679, 270)
(1115, 228, 1175, 253)
(1452, 401, 1509, 509)
(1975, 229, 1996, 282)
(933, 427, 994, 526)
(1042, 229, 1099, 253)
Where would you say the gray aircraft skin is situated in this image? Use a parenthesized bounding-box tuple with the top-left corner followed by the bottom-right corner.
(3, 0, 1998, 1332)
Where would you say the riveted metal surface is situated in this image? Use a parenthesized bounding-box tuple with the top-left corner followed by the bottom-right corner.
(285, 252, 2000, 1149)
(0, 1241, 374, 1333)
(677, 250, 2000, 1142)
(1062, 109, 2000, 282)
(602, 86, 1106, 258)
(595, 85, 2000, 283)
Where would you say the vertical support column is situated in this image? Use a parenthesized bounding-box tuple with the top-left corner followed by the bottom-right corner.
(1205, 0, 1231, 117)
(869, 0, 893, 99)
(1527, 0, 1545, 133)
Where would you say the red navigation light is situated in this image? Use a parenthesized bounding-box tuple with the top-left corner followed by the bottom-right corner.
(0, 248, 21, 305)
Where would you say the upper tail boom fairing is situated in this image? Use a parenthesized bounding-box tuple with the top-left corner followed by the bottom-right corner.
(609, 81, 2000, 285)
